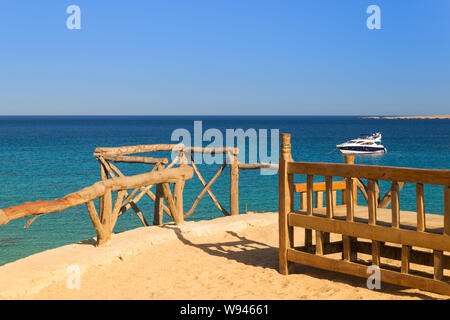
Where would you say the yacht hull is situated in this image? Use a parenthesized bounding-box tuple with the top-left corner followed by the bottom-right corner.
(337, 147, 387, 154)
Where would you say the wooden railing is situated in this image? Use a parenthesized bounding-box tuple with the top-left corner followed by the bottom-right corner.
(0, 142, 278, 246)
(94, 143, 278, 225)
(0, 166, 194, 245)
(279, 133, 450, 295)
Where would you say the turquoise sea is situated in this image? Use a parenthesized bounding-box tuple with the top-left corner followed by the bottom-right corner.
(0, 116, 449, 266)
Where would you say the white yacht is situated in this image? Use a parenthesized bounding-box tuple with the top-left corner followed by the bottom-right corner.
(336, 133, 387, 154)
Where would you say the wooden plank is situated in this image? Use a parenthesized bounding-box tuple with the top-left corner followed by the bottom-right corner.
(372, 241, 381, 266)
(367, 179, 377, 225)
(445, 186, 450, 236)
(416, 183, 425, 232)
(324, 176, 333, 245)
(401, 245, 411, 274)
(344, 177, 357, 262)
(356, 240, 450, 269)
(287, 248, 450, 296)
(434, 250, 444, 281)
(288, 213, 450, 252)
(315, 230, 325, 255)
(305, 175, 314, 248)
(295, 181, 346, 193)
(287, 162, 450, 186)
(391, 181, 400, 228)
(325, 176, 334, 218)
(345, 178, 354, 221)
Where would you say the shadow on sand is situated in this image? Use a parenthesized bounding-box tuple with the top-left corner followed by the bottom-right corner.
(169, 228, 444, 300)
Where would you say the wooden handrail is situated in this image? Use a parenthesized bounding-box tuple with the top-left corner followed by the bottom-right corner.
(288, 162, 450, 186)
(0, 166, 193, 227)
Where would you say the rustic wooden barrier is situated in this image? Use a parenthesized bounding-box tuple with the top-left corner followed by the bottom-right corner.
(279, 133, 450, 295)
(94, 143, 278, 223)
(0, 142, 278, 246)
(0, 166, 194, 245)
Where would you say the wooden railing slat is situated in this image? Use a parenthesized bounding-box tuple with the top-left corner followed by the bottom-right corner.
(305, 175, 314, 248)
(416, 183, 425, 232)
(391, 181, 400, 228)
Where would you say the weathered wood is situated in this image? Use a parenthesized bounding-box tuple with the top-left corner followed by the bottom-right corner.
(100, 188, 113, 233)
(173, 177, 185, 219)
(416, 183, 426, 232)
(85, 201, 108, 246)
(161, 183, 183, 224)
(153, 184, 164, 225)
(230, 154, 239, 216)
(95, 144, 179, 156)
(287, 162, 450, 186)
(184, 162, 227, 219)
(190, 156, 230, 216)
(111, 190, 126, 231)
(130, 202, 150, 227)
(187, 147, 239, 155)
(238, 163, 278, 170)
(0, 166, 193, 226)
(99, 154, 168, 165)
(391, 181, 400, 228)
(279, 133, 295, 274)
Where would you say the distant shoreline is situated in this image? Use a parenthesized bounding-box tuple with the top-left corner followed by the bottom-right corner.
(361, 115, 450, 119)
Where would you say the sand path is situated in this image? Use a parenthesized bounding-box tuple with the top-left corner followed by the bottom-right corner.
(0, 213, 447, 300)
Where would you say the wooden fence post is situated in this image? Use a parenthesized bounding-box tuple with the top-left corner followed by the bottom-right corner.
(343, 155, 357, 262)
(230, 154, 239, 215)
(279, 133, 295, 274)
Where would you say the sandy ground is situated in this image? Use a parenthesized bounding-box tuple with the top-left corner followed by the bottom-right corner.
(0, 213, 448, 300)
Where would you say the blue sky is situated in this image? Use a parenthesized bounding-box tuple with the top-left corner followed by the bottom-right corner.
(0, 0, 449, 115)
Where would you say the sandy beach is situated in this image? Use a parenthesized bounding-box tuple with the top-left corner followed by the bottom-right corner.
(0, 212, 447, 300)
